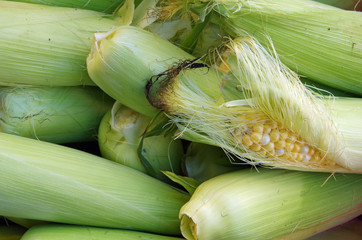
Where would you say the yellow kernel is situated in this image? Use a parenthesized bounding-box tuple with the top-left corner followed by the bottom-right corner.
(252, 124, 264, 133)
(270, 122, 278, 129)
(241, 135, 253, 147)
(286, 153, 297, 161)
(312, 154, 321, 162)
(250, 132, 263, 143)
(319, 153, 328, 163)
(308, 148, 315, 156)
(260, 134, 271, 145)
(270, 129, 280, 142)
(300, 146, 309, 154)
(263, 124, 272, 134)
(275, 140, 286, 149)
(275, 148, 285, 156)
(266, 149, 275, 157)
(250, 144, 262, 152)
(280, 130, 288, 140)
(258, 149, 267, 157)
(292, 143, 301, 153)
(264, 142, 275, 152)
(303, 154, 311, 162)
(285, 142, 294, 152)
(286, 135, 296, 143)
(296, 154, 304, 161)
(328, 160, 336, 166)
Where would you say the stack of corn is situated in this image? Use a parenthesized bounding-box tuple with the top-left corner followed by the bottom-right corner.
(0, 0, 361, 239)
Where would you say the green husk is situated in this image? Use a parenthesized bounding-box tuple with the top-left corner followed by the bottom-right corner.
(184, 142, 246, 182)
(163, 0, 362, 95)
(180, 168, 362, 240)
(0, 1, 133, 86)
(0, 132, 189, 236)
(327, 97, 362, 171)
(3, 0, 126, 13)
(98, 101, 184, 181)
(0, 86, 114, 144)
(21, 224, 184, 240)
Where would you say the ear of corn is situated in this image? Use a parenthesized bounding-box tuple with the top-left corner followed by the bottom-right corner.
(98, 101, 184, 181)
(327, 97, 362, 171)
(0, 86, 114, 144)
(0, 1, 132, 86)
(162, 0, 362, 95)
(3, 0, 126, 13)
(179, 168, 362, 240)
(0, 132, 189, 235)
(87, 24, 362, 173)
(21, 224, 184, 240)
(146, 35, 362, 173)
(133, 0, 160, 28)
(87, 25, 196, 117)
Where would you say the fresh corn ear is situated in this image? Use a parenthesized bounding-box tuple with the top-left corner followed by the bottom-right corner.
(179, 168, 362, 240)
(162, 0, 362, 95)
(98, 101, 184, 180)
(146, 36, 362, 173)
(21, 224, 184, 240)
(87, 25, 362, 173)
(0, 133, 189, 236)
(0, 86, 114, 144)
(87, 25, 196, 117)
(4, 0, 126, 13)
(0, 1, 133, 86)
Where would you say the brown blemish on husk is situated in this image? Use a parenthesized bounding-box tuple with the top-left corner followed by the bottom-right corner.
(145, 58, 208, 111)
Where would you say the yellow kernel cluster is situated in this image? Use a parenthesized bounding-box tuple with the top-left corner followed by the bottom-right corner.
(236, 121, 336, 166)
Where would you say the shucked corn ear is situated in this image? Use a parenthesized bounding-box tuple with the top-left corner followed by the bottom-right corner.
(21, 224, 184, 240)
(98, 101, 184, 181)
(0, 1, 133, 86)
(160, 0, 362, 95)
(0, 86, 113, 143)
(0, 132, 189, 235)
(146, 36, 362, 173)
(4, 0, 126, 13)
(179, 168, 362, 240)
